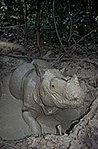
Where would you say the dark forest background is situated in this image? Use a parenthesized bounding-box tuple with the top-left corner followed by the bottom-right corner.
(0, 0, 98, 59)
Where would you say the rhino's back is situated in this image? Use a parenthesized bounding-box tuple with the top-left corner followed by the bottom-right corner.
(9, 62, 35, 99)
(9, 59, 52, 99)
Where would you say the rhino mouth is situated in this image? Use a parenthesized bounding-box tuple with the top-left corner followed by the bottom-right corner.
(51, 92, 85, 109)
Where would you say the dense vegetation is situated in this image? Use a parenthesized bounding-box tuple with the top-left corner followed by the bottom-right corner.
(0, 0, 98, 58)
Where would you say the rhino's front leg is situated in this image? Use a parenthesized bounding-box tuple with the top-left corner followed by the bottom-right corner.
(22, 108, 42, 136)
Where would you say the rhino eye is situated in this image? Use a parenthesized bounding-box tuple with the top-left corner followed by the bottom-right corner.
(51, 84, 55, 88)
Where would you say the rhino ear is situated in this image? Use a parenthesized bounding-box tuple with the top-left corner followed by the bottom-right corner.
(33, 63, 45, 79)
(60, 67, 66, 74)
(73, 74, 79, 83)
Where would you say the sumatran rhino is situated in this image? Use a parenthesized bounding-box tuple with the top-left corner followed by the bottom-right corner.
(9, 59, 85, 136)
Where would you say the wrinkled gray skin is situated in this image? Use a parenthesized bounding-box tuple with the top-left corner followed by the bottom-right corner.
(9, 59, 85, 136)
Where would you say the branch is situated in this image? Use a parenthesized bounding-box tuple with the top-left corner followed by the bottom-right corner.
(0, 24, 25, 29)
(67, 0, 73, 46)
(36, 0, 41, 52)
(24, 0, 28, 44)
(70, 28, 97, 48)
(0, 53, 57, 61)
(52, 0, 66, 51)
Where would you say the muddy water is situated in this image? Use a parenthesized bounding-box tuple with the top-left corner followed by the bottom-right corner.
(0, 75, 79, 140)
(0, 75, 32, 140)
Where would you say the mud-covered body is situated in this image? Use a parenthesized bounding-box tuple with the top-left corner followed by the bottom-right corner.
(9, 59, 58, 135)
(9, 59, 85, 136)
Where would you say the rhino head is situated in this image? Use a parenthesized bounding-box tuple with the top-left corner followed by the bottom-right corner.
(40, 69, 85, 109)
